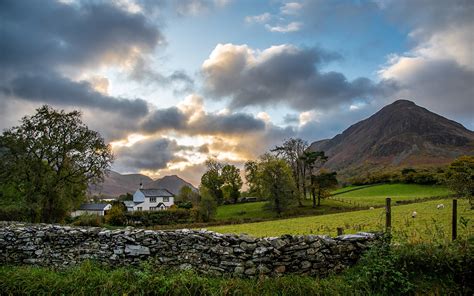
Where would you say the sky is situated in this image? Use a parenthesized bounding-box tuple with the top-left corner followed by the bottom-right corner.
(1, 0, 473, 186)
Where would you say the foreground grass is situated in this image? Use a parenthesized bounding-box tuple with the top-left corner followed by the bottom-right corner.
(208, 199, 473, 243)
(1, 240, 471, 295)
(332, 183, 452, 206)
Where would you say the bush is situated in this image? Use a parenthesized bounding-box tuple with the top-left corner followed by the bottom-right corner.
(105, 204, 127, 226)
(125, 208, 192, 226)
(72, 214, 103, 227)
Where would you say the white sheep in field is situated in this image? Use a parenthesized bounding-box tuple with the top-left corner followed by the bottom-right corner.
(437, 204, 445, 209)
(412, 211, 417, 218)
(369, 207, 375, 210)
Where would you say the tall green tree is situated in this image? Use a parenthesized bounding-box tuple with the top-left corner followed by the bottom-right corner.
(197, 187, 217, 222)
(0, 105, 113, 222)
(244, 160, 262, 197)
(259, 156, 297, 215)
(311, 170, 338, 207)
(444, 155, 474, 208)
(200, 159, 224, 204)
(300, 150, 328, 208)
(221, 164, 242, 203)
(272, 138, 308, 206)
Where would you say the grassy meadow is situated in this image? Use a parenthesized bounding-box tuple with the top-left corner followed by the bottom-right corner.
(209, 199, 473, 243)
(331, 183, 453, 206)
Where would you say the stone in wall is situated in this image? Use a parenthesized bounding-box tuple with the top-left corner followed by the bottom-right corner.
(0, 222, 381, 277)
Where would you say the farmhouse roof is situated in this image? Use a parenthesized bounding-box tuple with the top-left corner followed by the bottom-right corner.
(78, 203, 110, 211)
(139, 188, 174, 197)
(123, 201, 142, 208)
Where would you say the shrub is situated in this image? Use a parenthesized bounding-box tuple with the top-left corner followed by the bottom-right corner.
(125, 208, 192, 226)
(105, 204, 127, 226)
(72, 214, 103, 227)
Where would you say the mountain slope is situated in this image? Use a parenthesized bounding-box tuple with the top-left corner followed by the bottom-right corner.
(309, 100, 474, 177)
(144, 175, 197, 196)
(89, 172, 196, 197)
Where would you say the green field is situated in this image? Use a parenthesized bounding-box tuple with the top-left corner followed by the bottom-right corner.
(215, 199, 353, 221)
(331, 184, 452, 206)
(208, 199, 473, 243)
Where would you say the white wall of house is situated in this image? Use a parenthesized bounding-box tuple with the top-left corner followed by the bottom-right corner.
(71, 205, 112, 217)
(132, 195, 174, 211)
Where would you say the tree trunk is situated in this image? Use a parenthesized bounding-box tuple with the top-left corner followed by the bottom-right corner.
(317, 188, 321, 206)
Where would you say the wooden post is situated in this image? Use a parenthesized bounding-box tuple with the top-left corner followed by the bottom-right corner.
(385, 198, 391, 233)
(337, 227, 343, 236)
(452, 199, 457, 241)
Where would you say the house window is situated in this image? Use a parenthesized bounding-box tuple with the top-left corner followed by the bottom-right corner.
(150, 207, 156, 211)
(137, 207, 142, 211)
(163, 197, 169, 202)
(150, 197, 156, 203)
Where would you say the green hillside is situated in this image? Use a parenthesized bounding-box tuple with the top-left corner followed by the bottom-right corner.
(331, 183, 452, 206)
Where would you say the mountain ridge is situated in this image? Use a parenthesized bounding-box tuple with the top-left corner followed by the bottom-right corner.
(309, 100, 474, 178)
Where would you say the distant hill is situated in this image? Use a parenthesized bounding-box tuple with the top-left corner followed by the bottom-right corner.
(144, 175, 197, 196)
(89, 171, 196, 197)
(308, 100, 474, 178)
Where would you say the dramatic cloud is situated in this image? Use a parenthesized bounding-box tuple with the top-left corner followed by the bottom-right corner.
(113, 137, 181, 171)
(202, 43, 397, 110)
(378, 0, 474, 126)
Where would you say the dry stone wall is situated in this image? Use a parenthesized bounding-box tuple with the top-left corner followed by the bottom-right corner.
(0, 222, 381, 277)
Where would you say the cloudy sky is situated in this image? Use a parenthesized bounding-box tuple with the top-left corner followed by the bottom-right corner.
(1, 0, 473, 185)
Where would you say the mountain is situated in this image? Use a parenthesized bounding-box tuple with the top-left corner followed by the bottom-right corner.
(144, 175, 197, 195)
(308, 100, 474, 178)
(89, 171, 196, 197)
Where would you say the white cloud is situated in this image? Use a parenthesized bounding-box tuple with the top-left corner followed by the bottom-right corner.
(265, 21, 302, 33)
(280, 2, 303, 15)
(245, 12, 271, 24)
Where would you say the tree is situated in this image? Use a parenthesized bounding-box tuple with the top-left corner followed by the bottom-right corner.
(259, 156, 297, 215)
(245, 160, 262, 197)
(0, 105, 113, 222)
(300, 150, 328, 208)
(445, 156, 474, 208)
(176, 185, 199, 209)
(105, 202, 127, 226)
(311, 170, 338, 207)
(200, 159, 224, 204)
(272, 138, 308, 206)
(221, 164, 242, 203)
(197, 187, 217, 222)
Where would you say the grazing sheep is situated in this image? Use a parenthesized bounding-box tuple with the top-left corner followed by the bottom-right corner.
(369, 207, 375, 210)
(412, 211, 417, 218)
(437, 204, 445, 209)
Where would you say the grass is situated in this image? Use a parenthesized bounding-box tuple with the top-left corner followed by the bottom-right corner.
(215, 199, 354, 221)
(331, 183, 452, 206)
(1, 240, 471, 295)
(208, 199, 473, 243)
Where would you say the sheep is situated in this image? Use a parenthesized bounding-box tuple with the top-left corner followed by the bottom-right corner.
(437, 204, 445, 209)
(369, 207, 375, 210)
(412, 211, 417, 218)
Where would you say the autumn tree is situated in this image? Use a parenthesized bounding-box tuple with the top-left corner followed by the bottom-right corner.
(445, 155, 474, 208)
(200, 159, 224, 204)
(259, 156, 297, 215)
(272, 138, 308, 206)
(0, 105, 113, 222)
(221, 164, 243, 203)
(244, 160, 263, 197)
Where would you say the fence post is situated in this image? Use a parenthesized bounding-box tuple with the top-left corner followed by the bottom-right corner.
(337, 227, 343, 236)
(452, 199, 457, 241)
(385, 197, 391, 234)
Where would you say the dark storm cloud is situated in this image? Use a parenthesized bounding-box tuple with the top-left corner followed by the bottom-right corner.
(141, 107, 188, 133)
(0, 0, 161, 73)
(139, 106, 266, 135)
(4, 72, 149, 118)
(202, 44, 397, 110)
(114, 138, 180, 171)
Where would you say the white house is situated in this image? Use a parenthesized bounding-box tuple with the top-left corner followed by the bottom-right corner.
(126, 185, 175, 212)
(71, 203, 112, 217)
